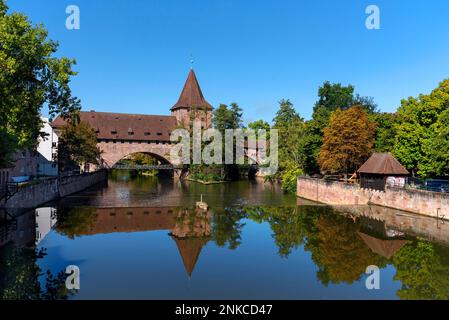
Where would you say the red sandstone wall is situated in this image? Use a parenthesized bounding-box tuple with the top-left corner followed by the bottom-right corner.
(297, 177, 449, 219)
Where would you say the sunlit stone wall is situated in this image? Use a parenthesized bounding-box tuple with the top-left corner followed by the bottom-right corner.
(297, 177, 449, 220)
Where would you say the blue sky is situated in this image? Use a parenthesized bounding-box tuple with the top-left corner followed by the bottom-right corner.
(7, 0, 449, 123)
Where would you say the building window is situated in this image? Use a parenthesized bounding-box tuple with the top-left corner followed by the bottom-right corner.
(111, 130, 117, 134)
(144, 132, 151, 136)
(157, 133, 162, 136)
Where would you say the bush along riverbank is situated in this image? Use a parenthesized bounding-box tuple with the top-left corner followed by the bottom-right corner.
(185, 164, 256, 185)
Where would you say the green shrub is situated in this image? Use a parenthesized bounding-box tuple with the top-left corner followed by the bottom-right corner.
(281, 166, 304, 193)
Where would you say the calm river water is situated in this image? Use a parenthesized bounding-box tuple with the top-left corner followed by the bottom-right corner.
(1, 171, 449, 300)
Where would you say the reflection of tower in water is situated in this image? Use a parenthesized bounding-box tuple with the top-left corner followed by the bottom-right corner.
(170, 205, 212, 278)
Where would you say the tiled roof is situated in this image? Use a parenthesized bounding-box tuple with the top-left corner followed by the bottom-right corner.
(51, 111, 177, 142)
(171, 69, 212, 111)
(358, 152, 409, 175)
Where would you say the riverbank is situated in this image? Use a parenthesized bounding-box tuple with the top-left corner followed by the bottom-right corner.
(3, 170, 107, 209)
(297, 176, 449, 220)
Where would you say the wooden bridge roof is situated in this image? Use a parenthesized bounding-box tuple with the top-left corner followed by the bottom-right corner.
(52, 111, 177, 142)
(358, 152, 409, 175)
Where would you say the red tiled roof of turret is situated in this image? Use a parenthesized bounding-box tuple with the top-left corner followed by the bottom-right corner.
(171, 69, 212, 111)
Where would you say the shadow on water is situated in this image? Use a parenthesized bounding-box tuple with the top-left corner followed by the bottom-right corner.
(2, 173, 449, 299)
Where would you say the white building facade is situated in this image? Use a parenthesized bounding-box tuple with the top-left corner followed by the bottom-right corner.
(36, 117, 59, 176)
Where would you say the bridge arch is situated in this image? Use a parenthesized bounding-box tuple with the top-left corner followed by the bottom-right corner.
(98, 141, 173, 168)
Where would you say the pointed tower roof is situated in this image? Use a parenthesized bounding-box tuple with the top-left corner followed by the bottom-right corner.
(171, 69, 213, 111)
(171, 235, 209, 277)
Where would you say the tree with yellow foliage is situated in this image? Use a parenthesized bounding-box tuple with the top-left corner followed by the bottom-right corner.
(318, 106, 376, 177)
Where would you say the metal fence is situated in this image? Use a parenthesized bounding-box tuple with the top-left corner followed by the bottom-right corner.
(406, 177, 449, 193)
(314, 175, 449, 194)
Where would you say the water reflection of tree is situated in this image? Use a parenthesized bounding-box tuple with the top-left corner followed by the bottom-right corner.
(255, 205, 388, 283)
(245, 206, 307, 258)
(55, 207, 97, 239)
(212, 208, 247, 250)
(304, 212, 388, 285)
(393, 240, 449, 300)
(0, 244, 70, 300)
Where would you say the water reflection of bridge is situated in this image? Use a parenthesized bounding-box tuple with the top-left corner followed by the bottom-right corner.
(61, 206, 212, 277)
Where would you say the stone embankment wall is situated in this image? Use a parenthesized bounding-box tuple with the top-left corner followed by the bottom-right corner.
(297, 177, 449, 219)
(4, 170, 107, 209)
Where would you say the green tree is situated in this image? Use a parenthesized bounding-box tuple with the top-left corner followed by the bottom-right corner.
(272, 100, 305, 192)
(213, 103, 244, 132)
(0, 0, 6, 15)
(57, 121, 101, 172)
(0, 0, 81, 166)
(370, 112, 398, 152)
(420, 109, 449, 177)
(393, 79, 449, 177)
(273, 99, 300, 125)
(318, 106, 376, 176)
(248, 119, 270, 140)
(299, 82, 377, 175)
(211, 103, 244, 180)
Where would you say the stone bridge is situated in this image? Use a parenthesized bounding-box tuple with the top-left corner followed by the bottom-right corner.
(51, 69, 263, 171)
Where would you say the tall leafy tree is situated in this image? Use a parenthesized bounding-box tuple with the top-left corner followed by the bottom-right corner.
(0, 0, 81, 166)
(273, 99, 300, 125)
(318, 106, 376, 176)
(213, 103, 243, 132)
(248, 119, 270, 140)
(420, 109, 449, 177)
(272, 99, 305, 192)
(370, 112, 398, 152)
(393, 79, 449, 177)
(300, 81, 377, 175)
(57, 121, 101, 172)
